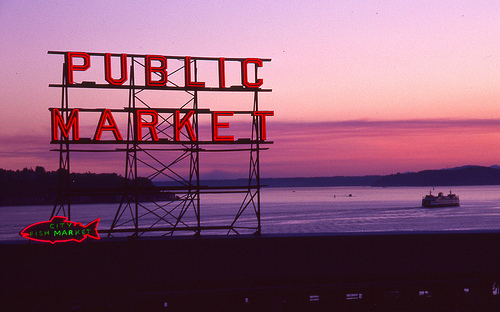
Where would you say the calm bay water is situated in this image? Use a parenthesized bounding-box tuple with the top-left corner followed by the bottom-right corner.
(2, 185, 500, 241)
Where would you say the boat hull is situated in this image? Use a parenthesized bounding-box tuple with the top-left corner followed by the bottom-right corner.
(422, 201, 460, 208)
(422, 191, 460, 208)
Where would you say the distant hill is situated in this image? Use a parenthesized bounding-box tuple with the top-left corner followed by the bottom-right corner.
(371, 166, 500, 187)
(185, 166, 500, 188)
(155, 176, 383, 189)
(2, 165, 500, 206)
(262, 176, 382, 187)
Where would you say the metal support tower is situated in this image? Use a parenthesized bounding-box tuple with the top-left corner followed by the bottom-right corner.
(51, 61, 71, 220)
(49, 52, 272, 237)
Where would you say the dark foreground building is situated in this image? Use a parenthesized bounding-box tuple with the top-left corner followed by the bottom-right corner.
(1, 231, 500, 311)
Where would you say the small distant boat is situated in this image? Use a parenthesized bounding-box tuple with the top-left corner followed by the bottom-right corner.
(422, 190, 460, 207)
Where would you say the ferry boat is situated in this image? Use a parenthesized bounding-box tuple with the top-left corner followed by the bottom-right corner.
(422, 190, 460, 207)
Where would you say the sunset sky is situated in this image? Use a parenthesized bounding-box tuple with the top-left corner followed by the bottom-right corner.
(1, 1, 499, 178)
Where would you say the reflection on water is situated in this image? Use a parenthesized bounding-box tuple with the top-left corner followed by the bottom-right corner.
(261, 186, 500, 233)
(2, 185, 500, 241)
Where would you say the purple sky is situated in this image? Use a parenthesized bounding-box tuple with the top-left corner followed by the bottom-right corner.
(1, 1, 499, 177)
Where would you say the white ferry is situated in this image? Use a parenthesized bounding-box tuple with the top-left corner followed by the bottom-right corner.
(422, 190, 460, 207)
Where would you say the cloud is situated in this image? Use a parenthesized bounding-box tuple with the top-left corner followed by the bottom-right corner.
(263, 119, 500, 176)
(1, 118, 499, 177)
(0, 134, 54, 169)
(269, 118, 500, 137)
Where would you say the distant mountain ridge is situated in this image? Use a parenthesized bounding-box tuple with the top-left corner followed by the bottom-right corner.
(371, 165, 500, 187)
(192, 165, 500, 188)
(2, 165, 499, 206)
(193, 176, 383, 189)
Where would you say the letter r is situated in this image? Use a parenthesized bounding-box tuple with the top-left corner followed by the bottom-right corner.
(136, 110, 159, 141)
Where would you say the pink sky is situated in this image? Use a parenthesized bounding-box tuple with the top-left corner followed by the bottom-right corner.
(1, 1, 499, 177)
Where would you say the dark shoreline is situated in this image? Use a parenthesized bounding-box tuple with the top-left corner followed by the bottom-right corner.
(3, 165, 500, 206)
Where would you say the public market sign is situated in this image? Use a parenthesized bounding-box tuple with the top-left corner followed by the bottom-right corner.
(48, 51, 274, 144)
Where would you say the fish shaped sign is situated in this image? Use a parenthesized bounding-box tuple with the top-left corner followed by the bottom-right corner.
(20, 216, 100, 244)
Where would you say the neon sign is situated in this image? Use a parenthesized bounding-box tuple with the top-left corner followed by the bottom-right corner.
(50, 108, 274, 143)
(49, 51, 274, 144)
(20, 216, 100, 244)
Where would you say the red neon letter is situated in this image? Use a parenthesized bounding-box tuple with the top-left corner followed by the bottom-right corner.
(219, 58, 226, 88)
(253, 111, 274, 140)
(105, 53, 128, 85)
(241, 58, 263, 88)
(94, 109, 122, 141)
(184, 56, 205, 88)
(212, 111, 234, 141)
(51, 108, 79, 140)
(145, 55, 168, 86)
(174, 110, 197, 141)
(66, 52, 90, 84)
(136, 110, 159, 141)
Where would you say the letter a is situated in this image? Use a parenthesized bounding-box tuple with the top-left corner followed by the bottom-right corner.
(94, 109, 123, 141)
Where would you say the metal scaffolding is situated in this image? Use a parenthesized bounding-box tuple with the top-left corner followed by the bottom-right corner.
(49, 52, 272, 237)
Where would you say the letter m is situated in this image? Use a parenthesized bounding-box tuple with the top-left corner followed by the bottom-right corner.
(52, 108, 79, 141)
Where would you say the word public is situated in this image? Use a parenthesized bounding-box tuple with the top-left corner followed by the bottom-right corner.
(62, 52, 267, 89)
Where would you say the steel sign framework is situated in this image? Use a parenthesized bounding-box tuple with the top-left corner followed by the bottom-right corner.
(49, 51, 272, 237)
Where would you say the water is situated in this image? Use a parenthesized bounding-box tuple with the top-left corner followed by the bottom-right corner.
(261, 186, 500, 233)
(2, 185, 500, 241)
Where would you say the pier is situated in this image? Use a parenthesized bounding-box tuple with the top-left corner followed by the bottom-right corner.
(2, 231, 500, 311)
